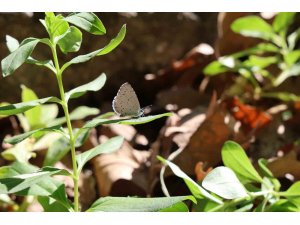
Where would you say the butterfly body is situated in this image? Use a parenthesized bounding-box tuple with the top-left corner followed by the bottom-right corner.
(112, 82, 144, 117)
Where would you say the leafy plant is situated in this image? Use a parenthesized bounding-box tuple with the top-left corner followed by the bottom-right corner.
(204, 13, 300, 102)
(158, 141, 300, 212)
(0, 12, 193, 212)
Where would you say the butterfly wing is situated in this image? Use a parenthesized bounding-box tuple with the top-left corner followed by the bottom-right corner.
(112, 82, 141, 117)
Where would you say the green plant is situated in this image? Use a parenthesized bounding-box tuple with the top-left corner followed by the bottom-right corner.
(204, 12, 300, 102)
(158, 141, 300, 212)
(0, 12, 194, 212)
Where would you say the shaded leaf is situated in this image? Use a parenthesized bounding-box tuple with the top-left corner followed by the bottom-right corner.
(4, 125, 64, 145)
(57, 26, 82, 54)
(284, 181, 300, 206)
(0, 97, 61, 116)
(65, 73, 106, 101)
(87, 196, 195, 212)
(21, 85, 42, 129)
(76, 136, 124, 173)
(0, 97, 60, 116)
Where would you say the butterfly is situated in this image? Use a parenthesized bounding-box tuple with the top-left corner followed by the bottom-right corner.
(112, 82, 145, 118)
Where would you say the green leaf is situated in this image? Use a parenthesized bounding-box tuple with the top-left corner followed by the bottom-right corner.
(0, 96, 61, 116)
(288, 27, 300, 50)
(5, 35, 55, 73)
(231, 16, 274, 41)
(202, 166, 248, 199)
(76, 136, 124, 173)
(43, 128, 89, 167)
(61, 24, 126, 72)
(1, 37, 40, 77)
(243, 56, 278, 69)
(41, 104, 59, 126)
(274, 63, 300, 86)
(258, 158, 274, 178)
(49, 106, 99, 126)
(159, 202, 189, 212)
(45, 13, 69, 41)
(284, 50, 300, 66)
(65, 73, 106, 101)
(38, 196, 70, 212)
(21, 85, 42, 129)
(4, 125, 64, 145)
(65, 12, 106, 35)
(87, 196, 195, 212)
(221, 141, 263, 184)
(273, 12, 296, 33)
(0, 166, 69, 194)
(284, 181, 300, 206)
(267, 199, 299, 212)
(0, 162, 72, 211)
(43, 136, 69, 167)
(157, 156, 222, 204)
(203, 60, 229, 76)
(1, 138, 36, 163)
(82, 113, 172, 130)
(6, 35, 20, 52)
(57, 26, 82, 54)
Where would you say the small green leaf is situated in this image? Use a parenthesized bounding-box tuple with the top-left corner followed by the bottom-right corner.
(267, 199, 299, 212)
(203, 60, 229, 76)
(6, 35, 20, 52)
(202, 166, 248, 199)
(0, 97, 61, 116)
(288, 27, 300, 50)
(43, 128, 89, 167)
(65, 73, 106, 101)
(0, 166, 69, 194)
(43, 136, 69, 167)
(21, 85, 43, 129)
(87, 196, 195, 212)
(61, 24, 126, 72)
(57, 26, 82, 54)
(65, 12, 106, 35)
(38, 196, 70, 212)
(1, 37, 40, 77)
(4, 125, 64, 145)
(157, 156, 222, 204)
(258, 158, 274, 178)
(82, 113, 172, 130)
(45, 13, 69, 40)
(231, 16, 274, 41)
(274, 63, 300, 86)
(284, 50, 300, 66)
(41, 104, 59, 126)
(273, 12, 296, 33)
(221, 141, 263, 184)
(243, 56, 278, 69)
(76, 136, 124, 173)
(1, 138, 36, 163)
(284, 181, 300, 206)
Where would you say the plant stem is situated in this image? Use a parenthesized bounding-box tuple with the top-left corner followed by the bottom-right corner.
(50, 44, 80, 212)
